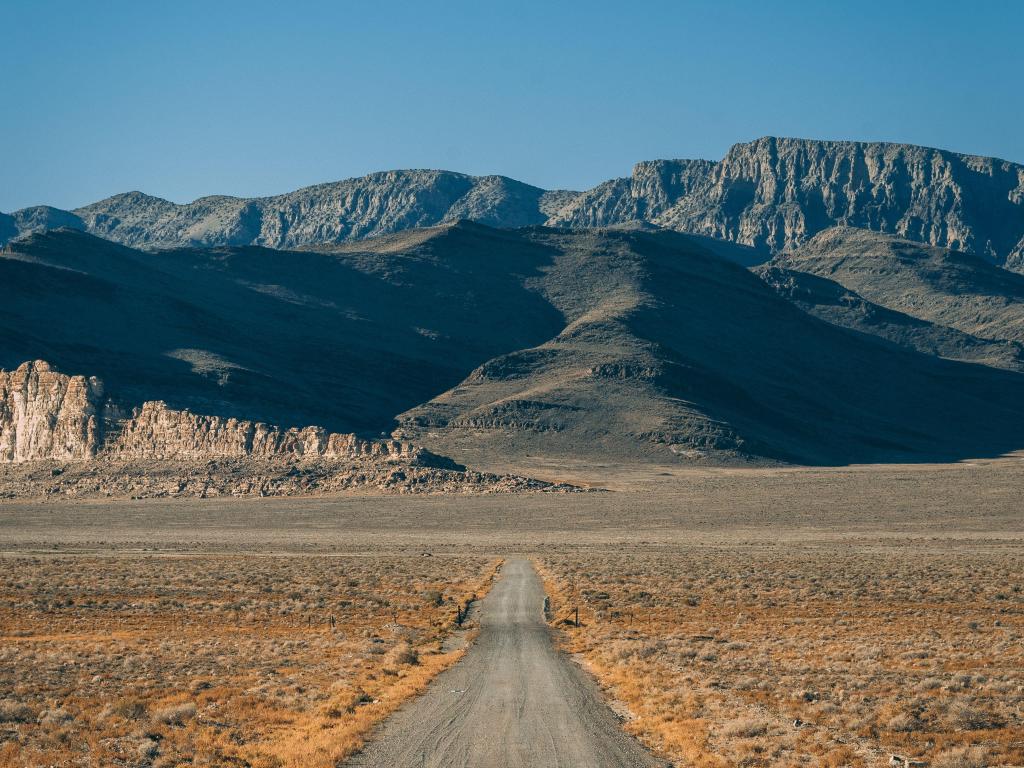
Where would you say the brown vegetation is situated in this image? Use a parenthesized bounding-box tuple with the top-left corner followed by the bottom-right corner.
(1, 463, 1022, 766)
(0, 553, 500, 767)
(540, 546, 1024, 768)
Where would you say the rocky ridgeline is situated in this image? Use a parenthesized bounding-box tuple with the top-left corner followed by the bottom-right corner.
(2, 172, 568, 250)
(3, 137, 1022, 267)
(550, 138, 1024, 265)
(0, 361, 575, 496)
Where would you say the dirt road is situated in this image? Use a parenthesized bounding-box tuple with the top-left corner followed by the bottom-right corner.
(348, 558, 663, 768)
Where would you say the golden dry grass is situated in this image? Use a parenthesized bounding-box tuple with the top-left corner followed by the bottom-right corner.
(1, 462, 1023, 767)
(0, 553, 500, 767)
(540, 546, 1024, 768)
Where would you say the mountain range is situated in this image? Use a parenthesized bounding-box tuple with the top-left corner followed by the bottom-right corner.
(5, 135, 1024, 476)
(6, 219, 1024, 469)
(4, 137, 1023, 269)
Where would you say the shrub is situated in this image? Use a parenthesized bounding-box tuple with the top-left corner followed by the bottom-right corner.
(932, 746, 989, 768)
(113, 699, 148, 720)
(382, 642, 419, 671)
(949, 701, 999, 731)
(151, 702, 196, 726)
(886, 712, 923, 732)
(722, 717, 769, 738)
(136, 737, 160, 760)
(37, 708, 73, 725)
(0, 699, 35, 723)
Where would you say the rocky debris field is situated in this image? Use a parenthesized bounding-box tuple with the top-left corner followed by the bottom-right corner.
(0, 458, 579, 499)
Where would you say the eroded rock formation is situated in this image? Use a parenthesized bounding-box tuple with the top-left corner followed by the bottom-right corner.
(0, 361, 432, 466)
(0, 361, 580, 496)
(106, 401, 428, 463)
(0, 361, 107, 462)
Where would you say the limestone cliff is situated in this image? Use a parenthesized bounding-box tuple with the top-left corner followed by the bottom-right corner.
(544, 159, 715, 229)
(106, 401, 429, 463)
(0, 363, 581, 497)
(0, 361, 106, 462)
(0, 361, 434, 466)
(549, 137, 1024, 264)
(667, 137, 1024, 261)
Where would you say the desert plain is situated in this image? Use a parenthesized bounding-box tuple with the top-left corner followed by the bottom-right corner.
(1, 459, 1021, 768)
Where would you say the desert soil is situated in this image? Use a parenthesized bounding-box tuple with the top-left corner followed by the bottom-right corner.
(1, 460, 1022, 767)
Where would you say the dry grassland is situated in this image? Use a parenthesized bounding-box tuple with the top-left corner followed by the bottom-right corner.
(1, 460, 1023, 767)
(0, 553, 499, 768)
(541, 545, 1024, 768)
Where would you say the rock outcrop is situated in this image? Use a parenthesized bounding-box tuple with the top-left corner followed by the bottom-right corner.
(0, 361, 107, 462)
(4, 137, 1022, 267)
(0, 361, 437, 467)
(106, 400, 431, 464)
(0, 361, 579, 496)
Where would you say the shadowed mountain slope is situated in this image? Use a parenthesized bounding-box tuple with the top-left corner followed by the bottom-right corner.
(0, 225, 563, 433)
(392, 228, 1024, 465)
(5, 224, 1024, 466)
(769, 227, 1024, 345)
(755, 263, 1024, 372)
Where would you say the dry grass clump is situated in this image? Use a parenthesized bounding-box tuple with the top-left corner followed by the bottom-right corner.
(151, 702, 197, 726)
(720, 716, 770, 738)
(382, 641, 420, 671)
(0, 552, 499, 767)
(0, 703, 34, 725)
(931, 745, 990, 768)
(540, 545, 1023, 768)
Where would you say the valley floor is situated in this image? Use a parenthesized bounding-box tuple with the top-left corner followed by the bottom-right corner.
(0, 460, 1022, 767)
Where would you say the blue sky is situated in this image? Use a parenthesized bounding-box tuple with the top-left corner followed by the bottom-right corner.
(2, 0, 1022, 211)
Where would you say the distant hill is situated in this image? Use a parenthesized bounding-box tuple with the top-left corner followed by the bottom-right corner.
(756, 261, 1024, 372)
(0, 225, 563, 433)
(4, 137, 1022, 268)
(393, 226, 1024, 465)
(6, 224, 1024, 467)
(766, 227, 1024, 346)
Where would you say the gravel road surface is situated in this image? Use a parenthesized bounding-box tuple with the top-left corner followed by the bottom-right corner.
(348, 558, 664, 767)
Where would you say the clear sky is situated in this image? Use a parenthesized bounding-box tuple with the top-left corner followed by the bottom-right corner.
(2, 0, 1022, 212)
